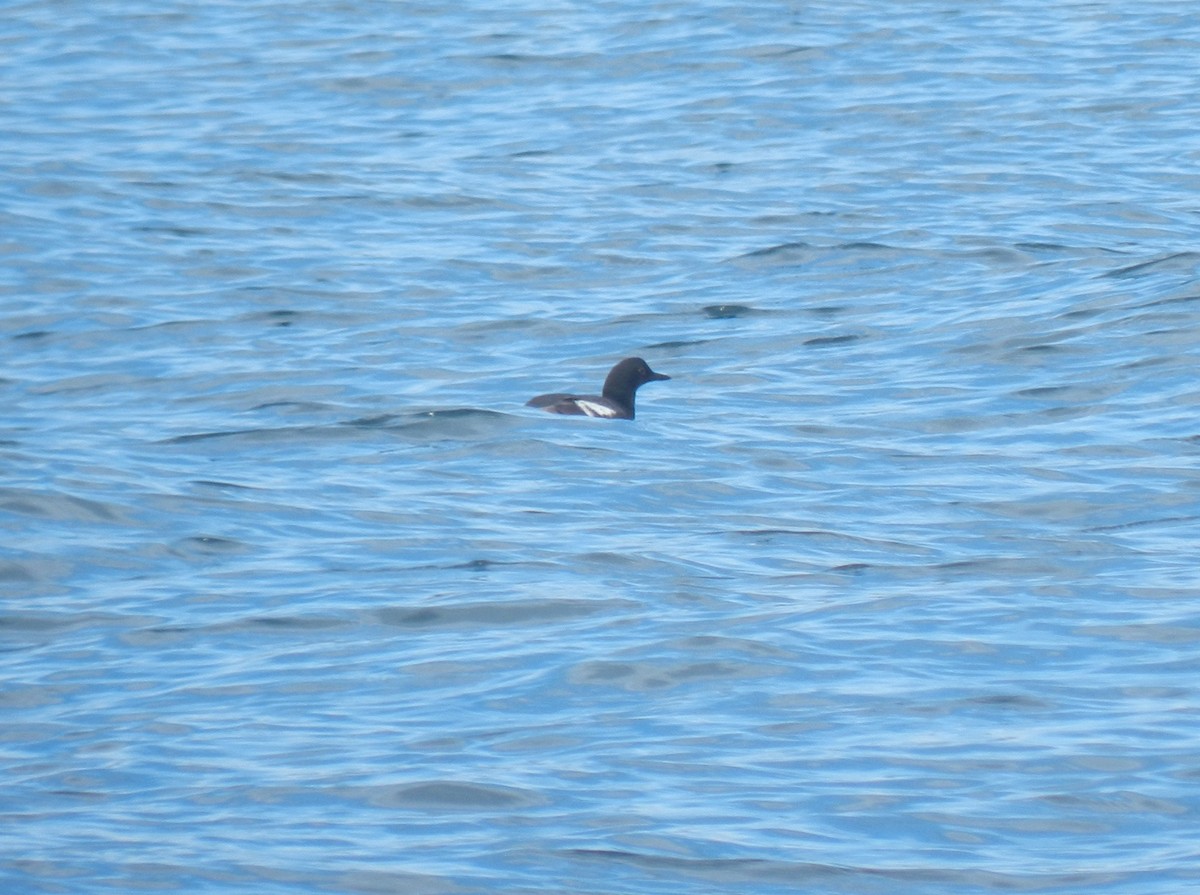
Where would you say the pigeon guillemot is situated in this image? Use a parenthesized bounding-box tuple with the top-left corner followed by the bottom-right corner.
(526, 357, 670, 420)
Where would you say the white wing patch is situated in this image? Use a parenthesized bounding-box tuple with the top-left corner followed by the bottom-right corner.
(574, 399, 620, 418)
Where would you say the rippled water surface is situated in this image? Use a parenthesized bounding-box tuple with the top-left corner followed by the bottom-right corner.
(4, 2, 1200, 893)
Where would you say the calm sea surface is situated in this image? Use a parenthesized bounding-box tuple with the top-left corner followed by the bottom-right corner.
(3, 2, 1200, 893)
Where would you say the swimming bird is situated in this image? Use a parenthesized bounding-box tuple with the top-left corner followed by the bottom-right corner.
(526, 356, 670, 420)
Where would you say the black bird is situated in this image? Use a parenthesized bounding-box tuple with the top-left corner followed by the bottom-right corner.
(526, 357, 670, 420)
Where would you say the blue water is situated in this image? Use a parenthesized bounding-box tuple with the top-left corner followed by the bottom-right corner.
(4, 2, 1200, 892)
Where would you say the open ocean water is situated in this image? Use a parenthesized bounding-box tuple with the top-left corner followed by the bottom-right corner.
(3, 1, 1200, 893)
